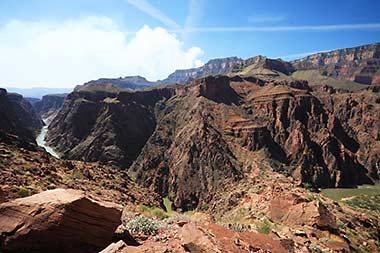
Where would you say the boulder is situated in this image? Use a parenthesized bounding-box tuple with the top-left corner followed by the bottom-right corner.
(0, 188, 122, 253)
(269, 195, 338, 232)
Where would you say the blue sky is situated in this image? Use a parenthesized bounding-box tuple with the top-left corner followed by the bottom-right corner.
(1, 0, 379, 87)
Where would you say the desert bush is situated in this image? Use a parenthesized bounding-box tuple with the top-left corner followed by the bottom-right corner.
(138, 205, 169, 220)
(256, 219, 272, 234)
(128, 216, 158, 235)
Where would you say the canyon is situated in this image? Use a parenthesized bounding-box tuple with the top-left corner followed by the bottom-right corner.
(1, 43, 380, 252)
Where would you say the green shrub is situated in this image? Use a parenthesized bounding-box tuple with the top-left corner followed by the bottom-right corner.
(163, 197, 172, 213)
(256, 219, 272, 234)
(128, 216, 158, 235)
(138, 205, 169, 220)
(72, 170, 83, 180)
(17, 186, 30, 197)
(302, 183, 319, 193)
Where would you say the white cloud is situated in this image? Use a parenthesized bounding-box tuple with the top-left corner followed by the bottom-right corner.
(0, 16, 203, 88)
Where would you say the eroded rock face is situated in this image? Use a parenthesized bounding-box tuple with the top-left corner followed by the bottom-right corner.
(34, 94, 67, 119)
(46, 74, 379, 211)
(160, 57, 243, 84)
(0, 88, 42, 143)
(292, 42, 380, 85)
(46, 87, 175, 168)
(0, 189, 122, 253)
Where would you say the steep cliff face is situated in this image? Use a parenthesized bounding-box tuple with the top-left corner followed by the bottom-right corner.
(315, 86, 380, 180)
(46, 85, 176, 168)
(129, 76, 375, 211)
(46, 75, 379, 211)
(160, 57, 243, 84)
(238, 83, 371, 187)
(0, 88, 42, 143)
(34, 94, 67, 119)
(129, 76, 243, 211)
(292, 42, 380, 85)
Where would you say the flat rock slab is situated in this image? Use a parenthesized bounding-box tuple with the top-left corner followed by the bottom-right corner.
(0, 188, 122, 253)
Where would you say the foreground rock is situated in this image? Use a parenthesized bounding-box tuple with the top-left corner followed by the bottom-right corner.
(0, 189, 122, 253)
(100, 222, 287, 253)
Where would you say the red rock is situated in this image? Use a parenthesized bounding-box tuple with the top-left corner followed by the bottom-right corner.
(269, 195, 337, 232)
(0, 189, 122, 253)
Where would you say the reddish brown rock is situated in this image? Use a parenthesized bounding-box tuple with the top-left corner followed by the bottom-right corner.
(0, 189, 122, 253)
(292, 42, 380, 85)
(269, 195, 337, 232)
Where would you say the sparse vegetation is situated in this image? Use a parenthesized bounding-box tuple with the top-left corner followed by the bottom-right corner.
(255, 218, 272, 234)
(292, 69, 367, 91)
(306, 194, 317, 202)
(163, 197, 172, 213)
(72, 170, 83, 180)
(11, 186, 31, 197)
(321, 184, 380, 201)
(138, 205, 169, 220)
(302, 182, 319, 192)
(128, 216, 158, 235)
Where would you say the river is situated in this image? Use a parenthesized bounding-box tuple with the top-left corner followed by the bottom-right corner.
(36, 117, 60, 159)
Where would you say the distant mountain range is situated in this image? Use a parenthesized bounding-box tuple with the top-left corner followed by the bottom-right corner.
(6, 42, 380, 98)
(78, 42, 380, 92)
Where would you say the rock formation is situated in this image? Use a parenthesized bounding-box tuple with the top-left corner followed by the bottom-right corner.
(160, 57, 244, 84)
(46, 73, 379, 211)
(0, 88, 42, 143)
(46, 85, 175, 168)
(0, 189, 122, 253)
(34, 93, 67, 119)
(77, 75, 156, 91)
(292, 42, 380, 85)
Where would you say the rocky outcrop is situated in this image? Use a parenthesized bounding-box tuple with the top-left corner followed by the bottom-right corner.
(232, 55, 295, 76)
(269, 194, 338, 232)
(129, 76, 243, 211)
(0, 88, 42, 143)
(76, 75, 156, 90)
(46, 86, 176, 168)
(34, 94, 67, 119)
(0, 135, 161, 205)
(0, 189, 122, 253)
(101, 222, 288, 253)
(160, 57, 243, 84)
(292, 42, 380, 85)
(317, 86, 380, 180)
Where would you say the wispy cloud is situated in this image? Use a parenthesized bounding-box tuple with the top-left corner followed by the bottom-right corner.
(182, 0, 204, 42)
(126, 0, 181, 29)
(171, 23, 380, 33)
(248, 14, 286, 23)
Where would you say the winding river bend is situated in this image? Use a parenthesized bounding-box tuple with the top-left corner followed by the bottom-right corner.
(36, 117, 60, 158)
